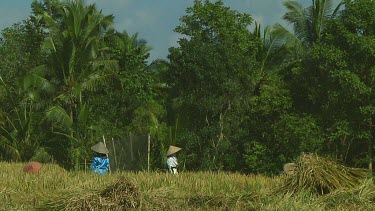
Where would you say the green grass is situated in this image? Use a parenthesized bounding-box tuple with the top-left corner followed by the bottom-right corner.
(1, 162, 374, 210)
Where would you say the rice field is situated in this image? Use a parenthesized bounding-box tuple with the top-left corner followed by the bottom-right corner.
(1, 162, 374, 210)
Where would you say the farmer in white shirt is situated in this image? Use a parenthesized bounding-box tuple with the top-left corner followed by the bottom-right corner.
(166, 145, 182, 174)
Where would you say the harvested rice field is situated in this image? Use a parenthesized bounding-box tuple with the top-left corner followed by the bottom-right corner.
(1, 160, 374, 210)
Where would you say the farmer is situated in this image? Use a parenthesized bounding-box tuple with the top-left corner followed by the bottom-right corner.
(166, 145, 182, 174)
(90, 142, 110, 175)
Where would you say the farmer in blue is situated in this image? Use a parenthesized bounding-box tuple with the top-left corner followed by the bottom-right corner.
(90, 142, 110, 175)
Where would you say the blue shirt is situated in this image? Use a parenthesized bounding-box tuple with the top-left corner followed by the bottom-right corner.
(91, 156, 110, 175)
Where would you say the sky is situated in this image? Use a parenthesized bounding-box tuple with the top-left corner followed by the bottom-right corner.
(0, 0, 338, 62)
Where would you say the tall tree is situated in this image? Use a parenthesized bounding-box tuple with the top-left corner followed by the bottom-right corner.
(283, 0, 375, 170)
(89, 30, 158, 139)
(167, 0, 260, 170)
(100, 31, 170, 170)
(324, 0, 375, 169)
(26, 0, 118, 168)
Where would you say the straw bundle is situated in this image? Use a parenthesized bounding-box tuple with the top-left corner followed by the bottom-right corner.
(142, 187, 177, 210)
(188, 194, 227, 208)
(318, 179, 375, 209)
(100, 177, 141, 209)
(41, 193, 122, 210)
(63, 194, 121, 211)
(43, 177, 141, 210)
(187, 192, 260, 210)
(279, 153, 370, 195)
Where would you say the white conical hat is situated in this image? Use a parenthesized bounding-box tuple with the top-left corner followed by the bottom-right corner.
(167, 145, 182, 156)
(91, 142, 109, 154)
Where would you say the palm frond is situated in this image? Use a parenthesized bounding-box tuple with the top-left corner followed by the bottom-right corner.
(91, 59, 119, 73)
(118, 31, 152, 55)
(0, 135, 21, 161)
(53, 131, 81, 143)
(272, 24, 303, 51)
(332, 0, 345, 18)
(85, 36, 98, 50)
(42, 37, 57, 52)
(253, 23, 281, 72)
(6, 114, 20, 132)
(283, 0, 309, 42)
(53, 93, 71, 105)
(23, 65, 54, 93)
(46, 106, 73, 129)
(149, 111, 159, 130)
(283, 1, 305, 22)
(38, 11, 59, 31)
(68, 44, 77, 75)
(252, 21, 262, 38)
(81, 73, 116, 91)
(78, 104, 89, 126)
(283, 0, 344, 44)
(306, 0, 333, 41)
(0, 126, 16, 144)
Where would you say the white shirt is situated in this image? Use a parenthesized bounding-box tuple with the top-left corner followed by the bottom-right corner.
(167, 156, 178, 169)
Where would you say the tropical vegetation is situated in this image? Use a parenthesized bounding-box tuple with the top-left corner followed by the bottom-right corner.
(0, 0, 374, 175)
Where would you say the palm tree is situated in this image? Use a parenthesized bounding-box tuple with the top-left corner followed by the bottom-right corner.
(30, 0, 118, 122)
(253, 22, 292, 75)
(25, 0, 118, 168)
(274, 0, 344, 51)
(107, 31, 151, 71)
(250, 22, 295, 96)
(0, 77, 44, 162)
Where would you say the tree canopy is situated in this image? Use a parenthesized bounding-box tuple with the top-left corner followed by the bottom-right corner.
(0, 0, 374, 173)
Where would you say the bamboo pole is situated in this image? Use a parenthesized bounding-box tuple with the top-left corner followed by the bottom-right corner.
(102, 135, 110, 173)
(112, 138, 118, 172)
(147, 133, 151, 172)
(130, 133, 133, 161)
(369, 118, 373, 170)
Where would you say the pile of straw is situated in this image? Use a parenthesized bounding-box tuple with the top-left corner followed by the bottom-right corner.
(279, 153, 370, 195)
(63, 194, 120, 211)
(187, 193, 258, 210)
(42, 177, 141, 210)
(318, 179, 375, 209)
(100, 176, 141, 209)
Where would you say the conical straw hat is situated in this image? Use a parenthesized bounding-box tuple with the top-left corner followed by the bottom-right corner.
(283, 162, 297, 175)
(167, 145, 182, 156)
(91, 142, 109, 154)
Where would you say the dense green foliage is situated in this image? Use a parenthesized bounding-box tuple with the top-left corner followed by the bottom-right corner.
(0, 0, 374, 174)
